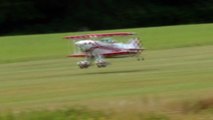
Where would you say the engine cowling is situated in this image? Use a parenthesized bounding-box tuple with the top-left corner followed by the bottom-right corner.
(75, 40, 96, 52)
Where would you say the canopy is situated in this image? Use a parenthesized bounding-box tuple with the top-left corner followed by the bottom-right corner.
(64, 32, 135, 40)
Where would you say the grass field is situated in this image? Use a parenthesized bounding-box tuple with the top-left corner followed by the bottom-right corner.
(0, 24, 213, 120)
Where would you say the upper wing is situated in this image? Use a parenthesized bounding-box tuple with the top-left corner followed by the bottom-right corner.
(64, 32, 135, 40)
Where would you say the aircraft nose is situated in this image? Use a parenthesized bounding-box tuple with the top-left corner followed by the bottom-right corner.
(75, 41, 82, 46)
(75, 41, 88, 52)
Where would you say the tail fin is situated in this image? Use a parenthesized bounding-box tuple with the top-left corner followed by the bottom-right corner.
(128, 37, 142, 49)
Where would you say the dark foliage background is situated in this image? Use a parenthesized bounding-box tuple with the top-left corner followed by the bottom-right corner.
(0, 0, 213, 35)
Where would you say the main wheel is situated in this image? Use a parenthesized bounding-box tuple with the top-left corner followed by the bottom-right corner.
(77, 61, 91, 69)
(95, 60, 107, 68)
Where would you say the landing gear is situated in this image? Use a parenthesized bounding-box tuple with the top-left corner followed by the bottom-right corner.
(95, 60, 108, 68)
(77, 61, 91, 69)
(77, 55, 109, 69)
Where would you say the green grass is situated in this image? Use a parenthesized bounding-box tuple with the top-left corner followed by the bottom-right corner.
(0, 108, 105, 120)
(0, 23, 213, 120)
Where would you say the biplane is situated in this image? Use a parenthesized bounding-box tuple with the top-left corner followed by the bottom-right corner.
(64, 32, 144, 69)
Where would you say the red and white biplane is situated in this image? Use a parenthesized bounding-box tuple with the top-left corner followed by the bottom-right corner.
(65, 32, 144, 69)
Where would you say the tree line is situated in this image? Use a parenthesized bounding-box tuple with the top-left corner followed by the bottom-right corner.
(0, 0, 213, 35)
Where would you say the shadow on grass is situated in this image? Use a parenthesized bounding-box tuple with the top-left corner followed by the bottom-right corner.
(20, 68, 158, 80)
(72, 68, 159, 76)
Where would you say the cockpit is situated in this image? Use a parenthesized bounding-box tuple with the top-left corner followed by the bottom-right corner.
(100, 38, 115, 43)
